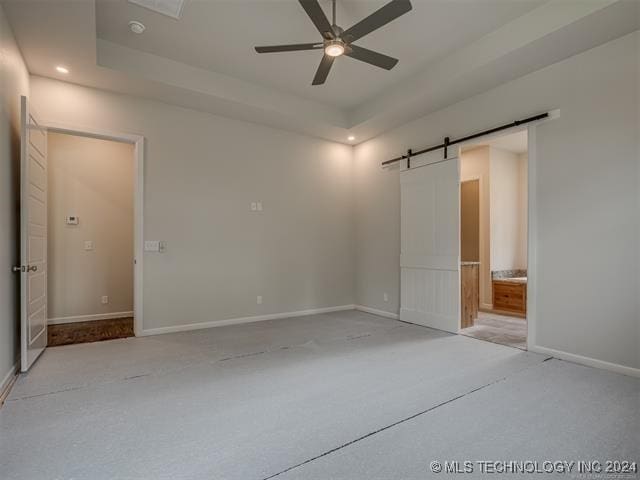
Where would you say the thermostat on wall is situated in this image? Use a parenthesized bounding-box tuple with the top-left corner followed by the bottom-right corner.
(65, 215, 79, 225)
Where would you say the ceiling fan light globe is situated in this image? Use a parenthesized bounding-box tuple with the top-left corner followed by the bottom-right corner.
(325, 42, 345, 57)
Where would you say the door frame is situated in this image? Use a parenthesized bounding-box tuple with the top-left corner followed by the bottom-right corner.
(43, 122, 145, 336)
(455, 114, 557, 351)
(459, 174, 490, 311)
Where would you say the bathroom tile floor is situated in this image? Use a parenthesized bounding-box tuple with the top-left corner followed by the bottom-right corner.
(459, 311, 527, 349)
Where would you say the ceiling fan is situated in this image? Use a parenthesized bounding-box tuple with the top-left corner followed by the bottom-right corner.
(255, 0, 412, 85)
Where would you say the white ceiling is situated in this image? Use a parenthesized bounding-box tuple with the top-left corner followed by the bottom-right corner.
(487, 130, 528, 155)
(464, 130, 528, 155)
(95, 0, 546, 110)
(3, 0, 638, 143)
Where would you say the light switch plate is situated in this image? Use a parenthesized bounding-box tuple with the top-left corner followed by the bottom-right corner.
(144, 240, 160, 252)
(84, 240, 94, 251)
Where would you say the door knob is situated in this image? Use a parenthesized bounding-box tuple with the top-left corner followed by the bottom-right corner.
(12, 266, 24, 273)
(26, 265, 37, 272)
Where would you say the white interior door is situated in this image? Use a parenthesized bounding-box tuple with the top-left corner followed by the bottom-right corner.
(400, 152, 460, 333)
(19, 95, 48, 372)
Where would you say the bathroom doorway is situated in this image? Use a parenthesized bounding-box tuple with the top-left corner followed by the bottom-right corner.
(458, 130, 528, 349)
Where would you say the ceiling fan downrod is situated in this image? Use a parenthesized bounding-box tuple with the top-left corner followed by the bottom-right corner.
(332, 0, 337, 27)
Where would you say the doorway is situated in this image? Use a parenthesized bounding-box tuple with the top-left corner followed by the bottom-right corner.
(46, 132, 136, 346)
(16, 100, 145, 372)
(458, 130, 529, 349)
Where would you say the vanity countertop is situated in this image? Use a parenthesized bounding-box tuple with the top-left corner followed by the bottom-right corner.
(495, 276, 527, 284)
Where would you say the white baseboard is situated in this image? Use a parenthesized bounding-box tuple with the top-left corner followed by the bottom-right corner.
(139, 305, 356, 336)
(48, 311, 134, 325)
(0, 362, 18, 405)
(529, 345, 640, 378)
(355, 305, 399, 320)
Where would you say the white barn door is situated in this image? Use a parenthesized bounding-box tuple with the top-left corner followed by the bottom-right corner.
(19, 96, 48, 371)
(400, 152, 460, 333)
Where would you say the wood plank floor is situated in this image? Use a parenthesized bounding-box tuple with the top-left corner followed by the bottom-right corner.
(47, 317, 134, 347)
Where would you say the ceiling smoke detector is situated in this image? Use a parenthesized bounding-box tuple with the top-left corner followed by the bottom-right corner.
(128, 0, 185, 19)
(129, 21, 146, 34)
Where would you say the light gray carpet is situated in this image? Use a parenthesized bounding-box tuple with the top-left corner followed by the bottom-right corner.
(460, 311, 528, 350)
(275, 358, 640, 479)
(1, 310, 637, 480)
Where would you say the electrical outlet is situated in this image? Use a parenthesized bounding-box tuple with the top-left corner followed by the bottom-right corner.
(256, 295, 262, 305)
(101, 296, 109, 304)
(383, 293, 389, 302)
(84, 240, 94, 251)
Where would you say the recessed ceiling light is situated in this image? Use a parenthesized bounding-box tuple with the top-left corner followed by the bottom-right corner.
(129, 20, 146, 34)
(55, 66, 69, 74)
(348, 135, 355, 141)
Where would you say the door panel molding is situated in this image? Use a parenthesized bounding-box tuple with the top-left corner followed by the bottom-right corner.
(20, 95, 48, 371)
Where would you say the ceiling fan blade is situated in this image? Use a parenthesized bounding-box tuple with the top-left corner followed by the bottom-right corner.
(342, 0, 412, 43)
(255, 43, 323, 53)
(312, 54, 335, 85)
(298, 0, 334, 39)
(345, 44, 398, 70)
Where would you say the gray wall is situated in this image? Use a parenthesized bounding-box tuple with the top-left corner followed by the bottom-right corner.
(31, 77, 355, 332)
(48, 133, 134, 321)
(4, 12, 638, 377)
(0, 4, 28, 390)
(354, 32, 640, 371)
